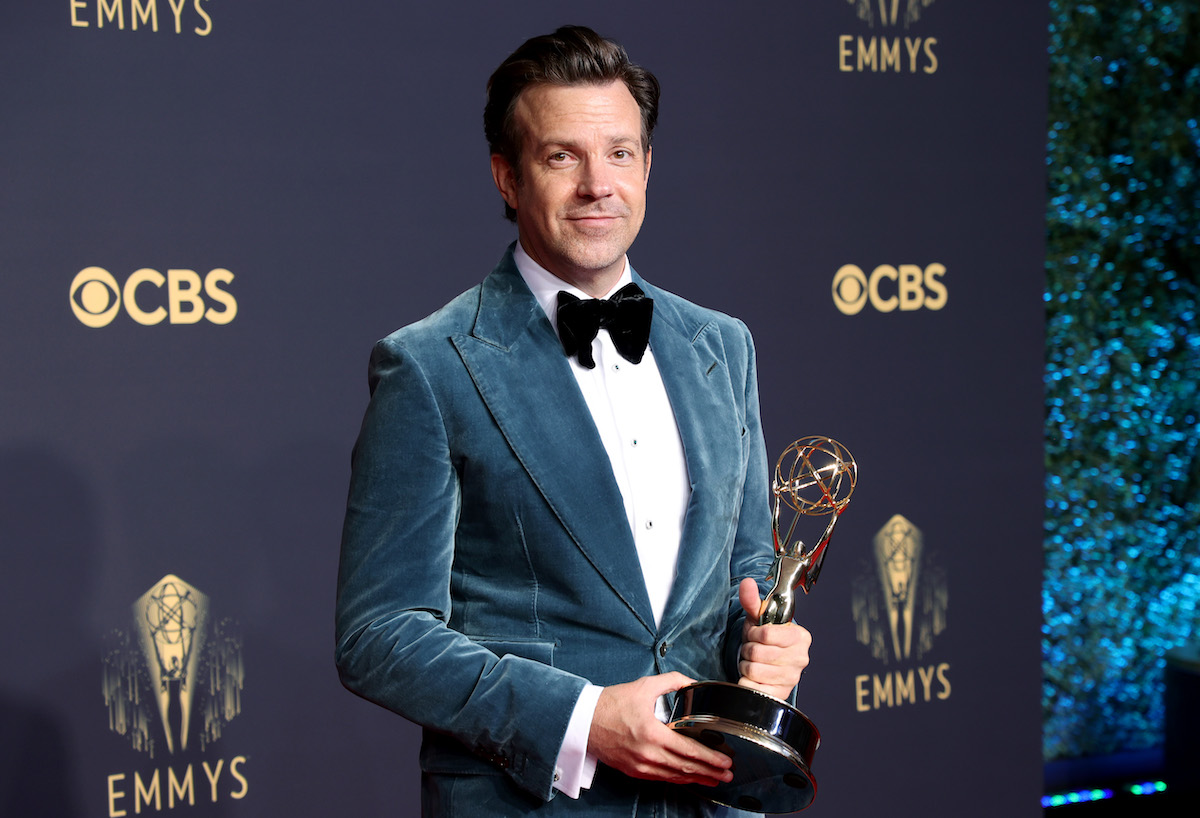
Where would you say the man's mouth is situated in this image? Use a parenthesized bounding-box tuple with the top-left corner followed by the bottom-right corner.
(567, 211, 624, 225)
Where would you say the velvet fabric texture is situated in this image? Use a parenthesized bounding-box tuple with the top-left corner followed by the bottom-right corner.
(335, 245, 776, 816)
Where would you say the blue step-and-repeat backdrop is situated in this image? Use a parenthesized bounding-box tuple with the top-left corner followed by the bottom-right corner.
(0, 2, 1047, 816)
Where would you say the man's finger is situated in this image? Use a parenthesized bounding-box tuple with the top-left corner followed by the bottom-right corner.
(744, 621, 812, 648)
(738, 576, 762, 624)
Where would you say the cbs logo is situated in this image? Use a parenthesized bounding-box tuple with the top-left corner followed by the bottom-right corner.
(69, 267, 237, 328)
(832, 264, 947, 316)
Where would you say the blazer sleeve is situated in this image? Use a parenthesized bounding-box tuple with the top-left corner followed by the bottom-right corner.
(334, 337, 587, 801)
(720, 319, 785, 686)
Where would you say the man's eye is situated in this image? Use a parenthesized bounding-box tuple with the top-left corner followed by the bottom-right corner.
(550, 152, 570, 162)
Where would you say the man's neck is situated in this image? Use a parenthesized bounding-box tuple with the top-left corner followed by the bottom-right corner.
(514, 241, 630, 300)
(559, 269, 625, 299)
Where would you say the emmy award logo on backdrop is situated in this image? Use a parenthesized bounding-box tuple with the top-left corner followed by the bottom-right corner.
(669, 436, 858, 814)
(103, 574, 244, 758)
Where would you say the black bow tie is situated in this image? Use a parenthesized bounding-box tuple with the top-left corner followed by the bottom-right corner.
(556, 283, 654, 370)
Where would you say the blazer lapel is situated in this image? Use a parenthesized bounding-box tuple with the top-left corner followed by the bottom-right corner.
(452, 252, 656, 633)
(640, 278, 747, 634)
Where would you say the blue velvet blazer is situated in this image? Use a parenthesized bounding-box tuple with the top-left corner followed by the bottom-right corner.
(335, 247, 775, 816)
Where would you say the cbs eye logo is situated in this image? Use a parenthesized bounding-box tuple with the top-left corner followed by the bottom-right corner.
(69, 267, 237, 328)
(832, 264, 947, 316)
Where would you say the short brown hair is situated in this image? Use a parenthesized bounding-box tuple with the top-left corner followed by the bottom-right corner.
(484, 25, 660, 221)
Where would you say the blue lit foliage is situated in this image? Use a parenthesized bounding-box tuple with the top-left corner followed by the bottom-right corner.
(1045, 2, 1200, 760)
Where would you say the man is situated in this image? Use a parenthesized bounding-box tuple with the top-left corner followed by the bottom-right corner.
(336, 25, 810, 817)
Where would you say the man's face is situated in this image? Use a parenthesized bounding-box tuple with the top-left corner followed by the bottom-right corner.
(491, 80, 651, 296)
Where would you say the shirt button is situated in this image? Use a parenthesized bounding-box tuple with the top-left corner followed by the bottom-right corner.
(645, 520, 654, 530)
(631, 439, 639, 447)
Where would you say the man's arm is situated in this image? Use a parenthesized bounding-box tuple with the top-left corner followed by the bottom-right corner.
(335, 337, 586, 800)
(724, 318, 811, 700)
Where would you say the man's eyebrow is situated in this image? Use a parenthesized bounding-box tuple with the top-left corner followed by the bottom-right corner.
(534, 134, 642, 151)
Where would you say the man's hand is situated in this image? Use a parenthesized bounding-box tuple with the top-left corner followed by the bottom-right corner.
(588, 672, 734, 787)
(737, 577, 811, 700)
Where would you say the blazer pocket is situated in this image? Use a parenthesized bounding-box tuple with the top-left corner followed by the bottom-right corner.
(468, 635, 556, 667)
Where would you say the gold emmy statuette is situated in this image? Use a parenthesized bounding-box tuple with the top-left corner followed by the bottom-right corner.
(669, 436, 857, 814)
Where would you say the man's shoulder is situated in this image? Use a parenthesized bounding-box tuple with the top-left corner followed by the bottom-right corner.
(377, 246, 526, 354)
(640, 279, 752, 339)
(378, 285, 482, 351)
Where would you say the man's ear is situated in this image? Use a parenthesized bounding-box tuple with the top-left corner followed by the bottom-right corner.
(490, 153, 519, 211)
(644, 146, 652, 182)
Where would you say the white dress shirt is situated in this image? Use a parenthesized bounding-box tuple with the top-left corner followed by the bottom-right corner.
(514, 243, 692, 798)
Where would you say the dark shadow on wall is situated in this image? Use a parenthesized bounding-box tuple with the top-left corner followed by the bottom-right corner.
(0, 446, 95, 817)
(0, 692, 83, 817)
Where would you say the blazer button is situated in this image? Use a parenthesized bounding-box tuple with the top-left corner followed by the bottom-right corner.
(482, 750, 510, 769)
(658, 642, 669, 658)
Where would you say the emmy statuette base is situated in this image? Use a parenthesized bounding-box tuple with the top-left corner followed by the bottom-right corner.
(669, 682, 820, 814)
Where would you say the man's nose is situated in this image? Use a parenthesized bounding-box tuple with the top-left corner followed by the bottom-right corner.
(576, 157, 614, 199)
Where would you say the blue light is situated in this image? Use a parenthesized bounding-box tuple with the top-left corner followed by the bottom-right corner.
(1130, 781, 1168, 796)
(1043, 780, 1170, 808)
(1042, 787, 1114, 808)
